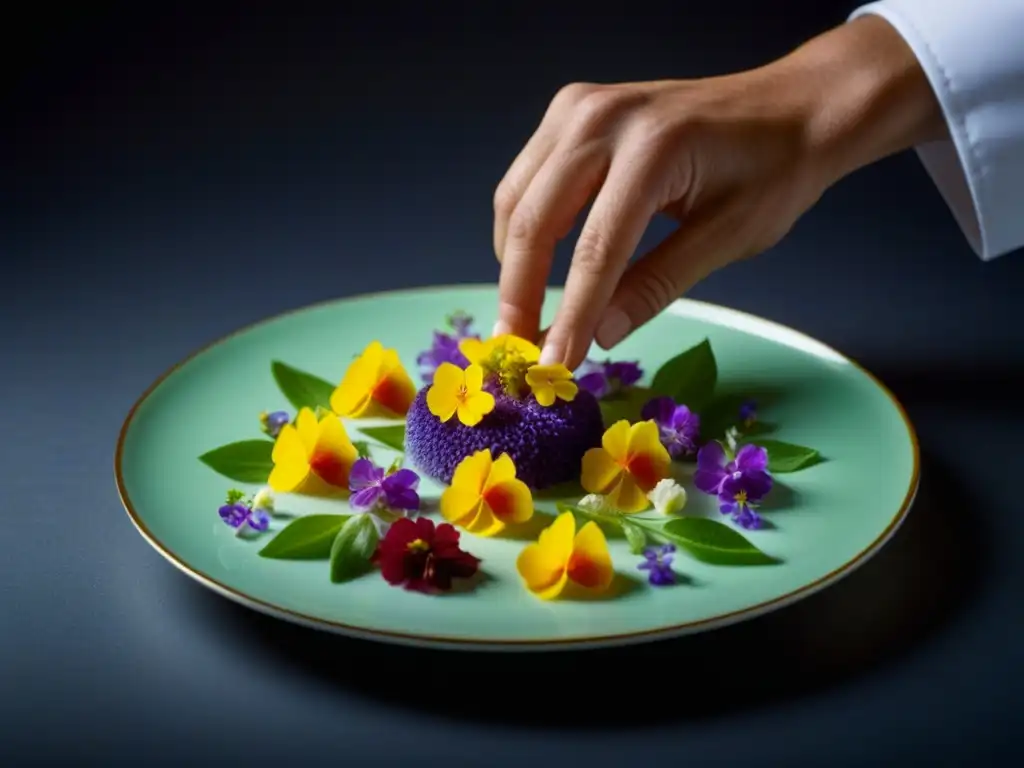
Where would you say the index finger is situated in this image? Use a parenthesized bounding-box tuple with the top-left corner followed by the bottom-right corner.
(495, 146, 606, 341)
(539, 158, 654, 369)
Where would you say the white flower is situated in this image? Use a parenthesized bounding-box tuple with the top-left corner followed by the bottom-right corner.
(251, 487, 275, 514)
(725, 426, 740, 453)
(578, 494, 610, 514)
(647, 479, 687, 515)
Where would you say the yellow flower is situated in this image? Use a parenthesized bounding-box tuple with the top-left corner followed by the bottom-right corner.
(580, 420, 671, 514)
(426, 362, 496, 427)
(268, 407, 358, 494)
(516, 511, 613, 599)
(525, 363, 578, 407)
(458, 333, 540, 367)
(330, 340, 416, 418)
(439, 450, 534, 536)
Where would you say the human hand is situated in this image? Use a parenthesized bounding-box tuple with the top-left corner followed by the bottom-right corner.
(492, 15, 945, 369)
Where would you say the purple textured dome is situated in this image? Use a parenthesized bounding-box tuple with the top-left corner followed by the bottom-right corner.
(405, 386, 605, 489)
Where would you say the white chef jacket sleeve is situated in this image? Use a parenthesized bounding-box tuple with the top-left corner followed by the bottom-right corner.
(849, 1, 1024, 260)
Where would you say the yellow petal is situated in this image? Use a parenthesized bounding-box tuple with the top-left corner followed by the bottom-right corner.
(463, 363, 484, 392)
(456, 390, 495, 426)
(373, 353, 416, 416)
(625, 420, 672, 491)
(516, 543, 568, 599)
(294, 408, 319, 455)
(601, 420, 631, 463)
(432, 361, 464, 391)
(607, 474, 650, 514)
(314, 414, 358, 466)
(458, 337, 487, 364)
(552, 380, 578, 402)
(269, 425, 310, 492)
(330, 345, 381, 417)
(581, 447, 623, 496)
(484, 479, 534, 524)
(426, 371, 460, 421)
(449, 449, 491, 496)
(536, 510, 576, 562)
(484, 452, 517, 488)
(568, 521, 614, 591)
(499, 334, 541, 363)
(463, 504, 506, 537)
(532, 383, 556, 407)
(440, 487, 482, 525)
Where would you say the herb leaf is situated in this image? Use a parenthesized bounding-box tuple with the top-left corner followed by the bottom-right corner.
(623, 521, 647, 554)
(650, 339, 717, 411)
(660, 517, 778, 565)
(271, 361, 336, 412)
(258, 514, 349, 560)
(555, 502, 621, 529)
(748, 439, 822, 472)
(199, 440, 274, 483)
(359, 424, 407, 452)
(329, 514, 379, 583)
(353, 440, 373, 460)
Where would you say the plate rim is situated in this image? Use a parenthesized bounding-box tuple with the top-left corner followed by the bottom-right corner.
(113, 284, 921, 652)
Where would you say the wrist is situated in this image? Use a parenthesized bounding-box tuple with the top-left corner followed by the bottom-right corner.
(770, 14, 947, 188)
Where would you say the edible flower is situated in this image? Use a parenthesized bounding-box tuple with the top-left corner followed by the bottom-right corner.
(250, 487, 275, 515)
(647, 478, 687, 515)
(516, 510, 613, 599)
(416, 311, 479, 384)
(637, 544, 676, 586)
(576, 359, 643, 400)
(439, 449, 534, 536)
(218, 489, 270, 537)
(641, 396, 700, 458)
(375, 517, 481, 593)
(459, 333, 540, 395)
(525, 363, 578, 407)
(577, 493, 612, 515)
(348, 458, 421, 515)
(268, 407, 358, 494)
(330, 340, 416, 418)
(694, 441, 772, 530)
(259, 410, 291, 439)
(426, 362, 496, 426)
(581, 420, 671, 513)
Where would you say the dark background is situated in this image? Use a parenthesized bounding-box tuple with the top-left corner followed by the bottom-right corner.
(3, 1, 1022, 765)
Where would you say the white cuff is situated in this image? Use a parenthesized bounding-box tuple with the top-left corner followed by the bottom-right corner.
(850, 0, 1024, 260)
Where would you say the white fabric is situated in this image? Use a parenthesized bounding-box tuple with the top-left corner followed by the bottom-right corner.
(850, 1, 1024, 260)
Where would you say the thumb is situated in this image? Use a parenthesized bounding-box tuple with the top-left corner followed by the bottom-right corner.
(594, 202, 750, 350)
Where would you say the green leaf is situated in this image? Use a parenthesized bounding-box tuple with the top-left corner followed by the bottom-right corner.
(659, 517, 777, 565)
(258, 514, 349, 560)
(649, 339, 717, 411)
(330, 514, 379, 583)
(198, 440, 274, 483)
(622, 520, 647, 554)
(696, 393, 747, 440)
(748, 439, 822, 472)
(271, 360, 336, 412)
(598, 386, 653, 427)
(353, 440, 373, 460)
(555, 502, 622, 530)
(360, 424, 406, 452)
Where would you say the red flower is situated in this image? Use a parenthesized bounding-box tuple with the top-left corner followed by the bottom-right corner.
(375, 517, 480, 593)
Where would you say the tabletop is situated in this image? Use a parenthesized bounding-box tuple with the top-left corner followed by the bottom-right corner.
(3, 2, 1022, 765)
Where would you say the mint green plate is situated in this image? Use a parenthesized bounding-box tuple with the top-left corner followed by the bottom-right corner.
(115, 285, 918, 651)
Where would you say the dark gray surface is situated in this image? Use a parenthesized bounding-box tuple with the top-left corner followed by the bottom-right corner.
(3, 2, 1022, 764)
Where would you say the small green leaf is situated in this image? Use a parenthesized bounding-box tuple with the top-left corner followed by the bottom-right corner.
(386, 457, 403, 474)
(650, 339, 717, 411)
(749, 439, 822, 472)
(271, 361, 336, 412)
(555, 502, 621, 529)
(329, 514, 379, 583)
(660, 517, 777, 565)
(198, 440, 274, 483)
(258, 514, 349, 560)
(360, 424, 406, 452)
(696, 393, 748, 440)
(622, 520, 647, 554)
(598, 386, 653, 427)
(353, 440, 373, 460)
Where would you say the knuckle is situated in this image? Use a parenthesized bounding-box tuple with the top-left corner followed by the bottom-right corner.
(632, 268, 679, 318)
(493, 181, 518, 218)
(552, 81, 598, 109)
(573, 227, 613, 274)
(506, 203, 544, 246)
(571, 89, 621, 135)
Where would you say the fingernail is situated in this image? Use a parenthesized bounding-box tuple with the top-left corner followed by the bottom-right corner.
(492, 320, 510, 337)
(538, 344, 560, 365)
(595, 307, 631, 349)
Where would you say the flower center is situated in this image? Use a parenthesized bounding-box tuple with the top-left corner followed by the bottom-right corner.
(733, 489, 748, 505)
(406, 538, 430, 553)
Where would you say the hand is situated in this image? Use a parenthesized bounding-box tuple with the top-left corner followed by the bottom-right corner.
(492, 15, 945, 369)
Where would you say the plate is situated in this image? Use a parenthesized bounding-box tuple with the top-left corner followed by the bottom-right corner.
(115, 285, 918, 651)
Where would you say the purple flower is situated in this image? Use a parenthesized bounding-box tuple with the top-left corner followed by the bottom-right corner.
(218, 498, 270, 535)
(694, 442, 772, 530)
(637, 544, 676, 585)
(348, 458, 421, 513)
(641, 396, 701, 458)
(739, 399, 757, 428)
(416, 313, 480, 384)
(259, 410, 291, 439)
(575, 359, 643, 399)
